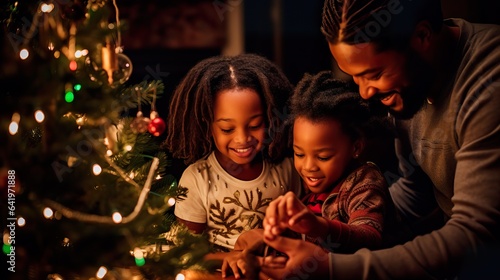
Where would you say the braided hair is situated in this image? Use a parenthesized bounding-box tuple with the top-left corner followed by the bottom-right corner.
(321, 0, 443, 50)
(289, 70, 391, 147)
(163, 53, 293, 165)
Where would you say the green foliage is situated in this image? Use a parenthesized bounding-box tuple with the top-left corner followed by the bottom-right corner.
(0, 1, 208, 279)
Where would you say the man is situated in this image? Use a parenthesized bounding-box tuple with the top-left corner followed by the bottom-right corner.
(260, 0, 500, 279)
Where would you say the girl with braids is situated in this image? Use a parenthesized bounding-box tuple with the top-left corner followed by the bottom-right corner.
(163, 53, 302, 258)
(222, 70, 395, 279)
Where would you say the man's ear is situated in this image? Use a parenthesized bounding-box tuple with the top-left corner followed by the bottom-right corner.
(410, 20, 433, 52)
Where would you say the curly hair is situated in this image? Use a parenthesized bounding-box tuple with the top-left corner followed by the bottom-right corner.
(289, 70, 390, 144)
(163, 53, 293, 165)
(321, 0, 443, 50)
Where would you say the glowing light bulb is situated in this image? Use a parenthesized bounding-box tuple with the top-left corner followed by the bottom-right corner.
(41, 3, 54, 13)
(96, 266, 108, 279)
(106, 150, 113, 156)
(19, 49, 29, 60)
(69, 60, 77, 71)
(124, 145, 132, 152)
(8, 122, 19, 135)
(17, 217, 26, 227)
(175, 273, 186, 280)
(168, 197, 176, 206)
(34, 110, 45, 123)
(112, 212, 122, 223)
(43, 207, 54, 219)
(65, 91, 74, 103)
(92, 164, 102, 175)
(11, 112, 20, 123)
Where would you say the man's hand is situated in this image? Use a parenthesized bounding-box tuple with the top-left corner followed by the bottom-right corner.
(261, 235, 330, 279)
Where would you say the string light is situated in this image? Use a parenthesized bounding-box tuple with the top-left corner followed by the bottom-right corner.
(96, 266, 108, 279)
(175, 273, 186, 280)
(34, 110, 45, 123)
(74, 50, 84, 58)
(69, 60, 77, 71)
(17, 217, 26, 227)
(167, 197, 176, 207)
(8, 122, 19, 135)
(40, 3, 54, 13)
(65, 91, 74, 103)
(19, 49, 29, 60)
(92, 164, 102, 175)
(43, 207, 54, 219)
(133, 247, 145, 266)
(9, 113, 20, 135)
(112, 211, 122, 223)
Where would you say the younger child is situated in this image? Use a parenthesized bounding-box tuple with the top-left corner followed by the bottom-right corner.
(264, 70, 394, 253)
(222, 70, 395, 278)
(163, 54, 302, 258)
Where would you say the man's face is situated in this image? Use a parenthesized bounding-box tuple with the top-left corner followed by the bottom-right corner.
(329, 41, 432, 119)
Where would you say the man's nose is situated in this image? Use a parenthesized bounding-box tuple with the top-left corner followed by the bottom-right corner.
(354, 77, 378, 100)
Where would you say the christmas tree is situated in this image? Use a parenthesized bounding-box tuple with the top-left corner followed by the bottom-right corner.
(1, 1, 211, 279)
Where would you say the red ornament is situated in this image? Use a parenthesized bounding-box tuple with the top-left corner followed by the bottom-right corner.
(148, 111, 166, 137)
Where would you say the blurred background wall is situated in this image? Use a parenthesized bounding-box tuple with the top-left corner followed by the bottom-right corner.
(122, 0, 500, 88)
(118, 0, 499, 176)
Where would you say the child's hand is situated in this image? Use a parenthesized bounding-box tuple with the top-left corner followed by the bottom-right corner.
(264, 192, 318, 240)
(221, 239, 267, 279)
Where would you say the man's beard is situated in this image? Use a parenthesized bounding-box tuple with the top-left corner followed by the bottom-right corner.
(391, 52, 434, 120)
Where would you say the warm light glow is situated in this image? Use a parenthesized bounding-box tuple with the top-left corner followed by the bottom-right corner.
(124, 145, 133, 151)
(3, 232, 9, 244)
(34, 110, 45, 123)
(19, 49, 29, 60)
(11, 112, 20, 123)
(17, 217, 26, 227)
(62, 237, 70, 247)
(133, 248, 144, 259)
(41, 3, 54, 13)
(175, 273, 186, 280)
(106, 149, 113, 156)
(112, 212, 122, 223)
(92, 164, 102, 175)
(168, 197, 176, 206)
(96, 266, 108, 279)
(54, 51, 60, 58)
(8, 122, 19, 135)
(75, 50, 83, 58)
(43, 207, 54, 219)
(48, 42, 54, 51)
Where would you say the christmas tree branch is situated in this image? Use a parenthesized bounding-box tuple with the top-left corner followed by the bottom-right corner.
(44, 157, 159, 224)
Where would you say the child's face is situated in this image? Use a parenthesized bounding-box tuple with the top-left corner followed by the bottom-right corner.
(293, 116, 358, 194)
(211, 88, 266, 167)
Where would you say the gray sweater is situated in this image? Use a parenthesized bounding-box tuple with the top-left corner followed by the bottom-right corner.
(331, 19, 500, 279)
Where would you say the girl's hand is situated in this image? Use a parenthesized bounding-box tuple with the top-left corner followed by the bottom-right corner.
(264, 192, 318, 240)
(221, 239, 268, 280)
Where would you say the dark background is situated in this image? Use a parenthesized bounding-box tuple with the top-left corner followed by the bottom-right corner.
(117, 0, 500, 177)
